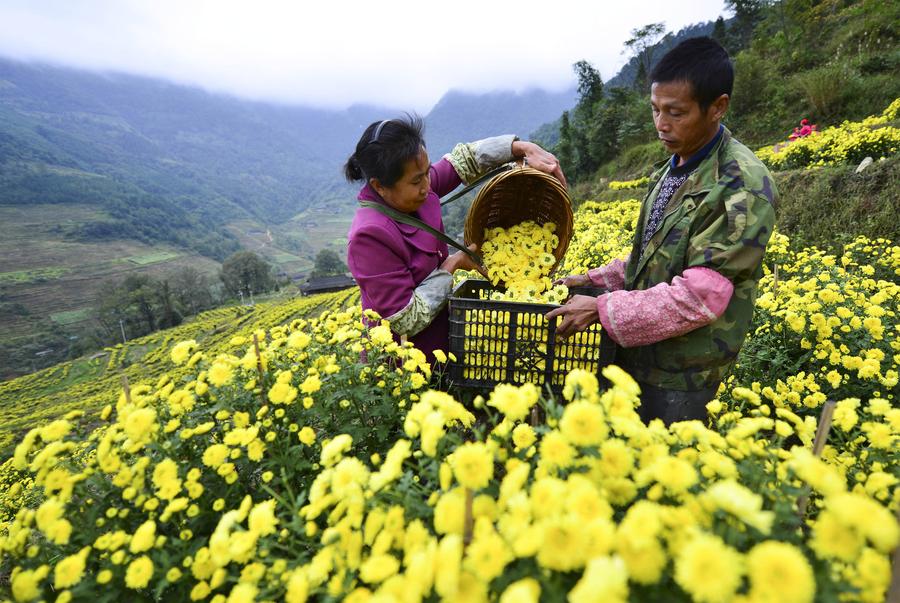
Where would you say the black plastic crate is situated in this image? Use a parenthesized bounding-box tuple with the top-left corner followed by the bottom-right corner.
(447, 279, 616, 393)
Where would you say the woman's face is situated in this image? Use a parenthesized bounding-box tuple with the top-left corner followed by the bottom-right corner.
(372, 147, 430, 214)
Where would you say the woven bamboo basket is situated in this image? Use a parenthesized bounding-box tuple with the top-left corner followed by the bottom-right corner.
(464, 166, 573, 277)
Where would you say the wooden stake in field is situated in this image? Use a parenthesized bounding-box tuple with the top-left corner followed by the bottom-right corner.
(797, 400, 836, 519)
(463, 488, 474, 548)
(811, 400, 836, 457)
(253, 333, 266, 406)
(121, 373, 132, 405)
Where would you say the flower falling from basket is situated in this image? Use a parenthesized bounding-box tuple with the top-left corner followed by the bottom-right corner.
(465, 166, 573, 282)
(480, 221, 570, 304)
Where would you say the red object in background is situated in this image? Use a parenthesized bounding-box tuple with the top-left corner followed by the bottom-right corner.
(788, 118, 817, 141)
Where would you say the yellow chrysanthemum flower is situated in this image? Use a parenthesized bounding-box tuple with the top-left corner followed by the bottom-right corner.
(674, 534, 744, 603)
(746, 541, 815, 603)
(451, 442, 493, 491)
(125, 555, 154, 590)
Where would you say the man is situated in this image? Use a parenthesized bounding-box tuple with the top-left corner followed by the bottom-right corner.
(546, 37, 777, 425)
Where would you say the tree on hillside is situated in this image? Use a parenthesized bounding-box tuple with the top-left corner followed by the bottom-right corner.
(220, 251, 275, 298)
(623, 22, 667, 91)
(556, 111, 575, 177)
(96, 273, 183, 343)
(573, 60, 604, 111)
(633, 62, 648, 94)
(157, 279, 183, 331)
(120, 274, 160, 333)
(311, 249, 346, 278)
(587, 87, 629, 165)
(568, 60, 605, 179)
(563, 58, 658, 181)
(712, 16, 729, 48)
(725, 0, 764, 52)
(170, 266, 216, 315)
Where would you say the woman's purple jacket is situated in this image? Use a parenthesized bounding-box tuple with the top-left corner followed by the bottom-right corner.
(347, 158, 463, 360)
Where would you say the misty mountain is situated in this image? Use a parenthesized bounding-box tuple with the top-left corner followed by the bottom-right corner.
(0, 57, 577, 259)
(424, 87, 577, 156)
(0, 60, 387, 226)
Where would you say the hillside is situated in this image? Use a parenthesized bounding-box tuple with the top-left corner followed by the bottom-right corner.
(0, 286, 360, 455)
(0, 58, 576, 253)
(533, 0, 900, 192)
(0, 58, 381, 251)
(0, 202, 222, 374)
(531, 20, 717, 149)
(425, 87, 577, 156)
(584, 100, 900, 250)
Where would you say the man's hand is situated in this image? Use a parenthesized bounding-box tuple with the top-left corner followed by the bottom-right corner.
(544, 294, 600, 338)
(552, 273, 590, 288)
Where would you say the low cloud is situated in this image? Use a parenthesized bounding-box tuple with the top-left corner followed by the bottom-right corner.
(0, 0, 725, 111)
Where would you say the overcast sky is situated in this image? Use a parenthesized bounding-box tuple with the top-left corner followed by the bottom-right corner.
(0, 0, 727, 111)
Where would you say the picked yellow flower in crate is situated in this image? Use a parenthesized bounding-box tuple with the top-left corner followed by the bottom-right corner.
(449, 281, 609, 391)
(448, 169, 613, 392)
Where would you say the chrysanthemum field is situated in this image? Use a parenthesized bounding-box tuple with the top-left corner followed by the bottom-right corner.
(0, 197, 898, 602)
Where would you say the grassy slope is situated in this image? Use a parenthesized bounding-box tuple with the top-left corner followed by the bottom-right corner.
(0, 287, 361, 458)
(578, 157, 900, 250)
(230, 203, 354, 278)
(773, 157, 900, 248)
(566, 2, 900, 213)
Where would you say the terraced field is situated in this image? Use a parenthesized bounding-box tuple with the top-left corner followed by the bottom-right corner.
(0, 200, 357, 379)
(0, 204, 221, 345)
(226, 206, 354, 280)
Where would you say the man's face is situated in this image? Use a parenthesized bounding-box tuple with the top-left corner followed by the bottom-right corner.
(650, 80, 725, 163)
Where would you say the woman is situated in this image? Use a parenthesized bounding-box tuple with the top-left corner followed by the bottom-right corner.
(345, 114, 566, 361)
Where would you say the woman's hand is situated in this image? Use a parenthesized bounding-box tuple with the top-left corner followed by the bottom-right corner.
(553, 273, 591, 287)
(441, 244, 489, 279)
(512, 141, 568, 188)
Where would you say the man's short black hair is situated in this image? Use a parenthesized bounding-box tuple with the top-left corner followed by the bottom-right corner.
(650, 37, 733, 111)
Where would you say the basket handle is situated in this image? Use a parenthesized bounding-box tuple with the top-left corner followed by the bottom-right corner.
(359, 201, 483, 266)
(439, 163, 515, 207)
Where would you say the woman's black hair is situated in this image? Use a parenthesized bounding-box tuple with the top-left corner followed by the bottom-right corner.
(650, 36, 733, 112)
(343, 113, 426, 187)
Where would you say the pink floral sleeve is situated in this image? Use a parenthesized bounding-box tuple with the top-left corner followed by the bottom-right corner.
(596, 267, 734, 348)
(587, 257, 628, 291)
